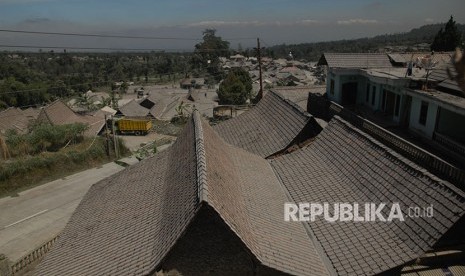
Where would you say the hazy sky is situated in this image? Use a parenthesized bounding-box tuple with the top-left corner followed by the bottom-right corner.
(0, 0, 463, 51)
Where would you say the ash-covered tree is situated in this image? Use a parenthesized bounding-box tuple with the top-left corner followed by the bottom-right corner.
(193, 29, 230, 81)
(218, 68, 253, 105)
(431, 16, 463, 51)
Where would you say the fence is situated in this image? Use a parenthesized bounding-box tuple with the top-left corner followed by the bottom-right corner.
(328, 101, 465, 188)
(434, 132, 465, 157)
(10, 235, 59, 275)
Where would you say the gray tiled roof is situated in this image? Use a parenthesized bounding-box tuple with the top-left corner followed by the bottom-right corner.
(37, 100, 105, 136)
(428, 62, 463, 94)
(35, 115, 199, 276)
(0, 107, 35, 134)
(400, 52, 453, 68)
(274, 86, 327, 111)
(270, 116, 465, 276)
(318, 53, 394, 68)
(37, 100, 83, 126)
(35, 111, 329, 276)
(214, 90, 322, 158)
(117, 99, 150, 117)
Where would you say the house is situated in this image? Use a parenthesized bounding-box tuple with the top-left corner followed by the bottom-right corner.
(0, 107, 39, 135)
(35, 111, 331, 276)
(100, 106, 117, 116)
(214, 90, 322, 158)
(270, 116, 465, 275)
(274, 86, 326, 111)
(229, 54, 245, 62)
(115, 99, 151, 118)
(317, 52, 465, 165)
(179, 78, 205, 89)
(34, 110, 465, 275)
(36, 100, 105, 137)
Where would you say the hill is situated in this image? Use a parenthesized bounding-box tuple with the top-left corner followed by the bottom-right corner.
(266, 23, 465, 61)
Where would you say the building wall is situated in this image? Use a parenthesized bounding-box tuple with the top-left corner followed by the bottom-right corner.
(327, 70, 366, 104)
(326, 71, 340, 102)
(158, 206, 290, 276)
(437, 108, 465, 143)
(409, 97, 439, 138)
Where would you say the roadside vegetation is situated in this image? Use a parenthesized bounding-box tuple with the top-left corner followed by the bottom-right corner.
(0, 123, 129, 197)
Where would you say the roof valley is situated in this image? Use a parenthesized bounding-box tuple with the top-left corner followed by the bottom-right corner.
(269, 162, 337, 276)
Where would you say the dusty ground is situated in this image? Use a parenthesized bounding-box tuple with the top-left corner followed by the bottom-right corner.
(118, 132, 176, 152)
(0, 162, 126, 263)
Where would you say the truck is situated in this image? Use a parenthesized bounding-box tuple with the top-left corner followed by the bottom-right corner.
(116, 119, 152, 136)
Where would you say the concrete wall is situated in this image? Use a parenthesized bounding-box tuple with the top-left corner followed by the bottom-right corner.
(327, 70, 367, 105)
(0, 255, 11, 276)
(409, 97, 438, 138)
(326, 71, 340, 102)
(437, 108, 465, 143)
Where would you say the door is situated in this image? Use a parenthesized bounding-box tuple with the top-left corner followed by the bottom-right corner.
(341, 82, 358, 105)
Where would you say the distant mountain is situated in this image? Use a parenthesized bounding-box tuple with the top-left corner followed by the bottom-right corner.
(266, 23, 465, 62)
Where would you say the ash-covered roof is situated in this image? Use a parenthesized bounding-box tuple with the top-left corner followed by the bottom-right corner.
(33, 111, 465, 276)
(35, 111, 329, 276)
(318, 53, 394, 68)
(117, 99, 151, 118)
(37, 100, 82, 126)
(214, 90, 322, 158)
(0, 107, 37, 134)
(270, 116, 465, 276)
(36, 100, 105, 136)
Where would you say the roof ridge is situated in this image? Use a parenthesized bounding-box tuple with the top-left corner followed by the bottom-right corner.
(331, 115, 465, 198)
(193, 111, 208, 202)
(269, 89, 312, 118)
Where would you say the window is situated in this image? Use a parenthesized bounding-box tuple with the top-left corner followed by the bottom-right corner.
(394, 95, 401, 116)
(330, 79, 335, 95)
(366, 84, 370, 102)
(419, 101, 428, 125)
(371, 86, 376, 105)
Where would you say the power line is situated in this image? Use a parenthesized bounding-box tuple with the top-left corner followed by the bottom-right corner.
(0, 44, 179, 52)
(0, 44, 236, 53)
(0, 29, 201, 41)
(0, 28, 256, 41)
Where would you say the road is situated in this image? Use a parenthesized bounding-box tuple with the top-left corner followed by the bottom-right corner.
(0, 161, 128, 262)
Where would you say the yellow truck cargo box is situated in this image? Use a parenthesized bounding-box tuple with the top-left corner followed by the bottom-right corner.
(117, 119, 152, 135)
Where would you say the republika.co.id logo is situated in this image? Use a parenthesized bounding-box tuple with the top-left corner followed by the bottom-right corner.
(284, 202, 434, 222)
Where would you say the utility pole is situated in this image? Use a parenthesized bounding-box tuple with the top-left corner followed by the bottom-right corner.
(112, 116, 119, 159)
(104, 115, 110, 157)
(257, 38, 263, 102)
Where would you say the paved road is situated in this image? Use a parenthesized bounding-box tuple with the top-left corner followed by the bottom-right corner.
(0, 161, 127, 262)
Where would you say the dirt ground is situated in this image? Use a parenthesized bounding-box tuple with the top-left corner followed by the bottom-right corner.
(118, 132, 175, 152)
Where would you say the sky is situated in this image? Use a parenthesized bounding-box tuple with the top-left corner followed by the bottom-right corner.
(0, 0, 464, 51)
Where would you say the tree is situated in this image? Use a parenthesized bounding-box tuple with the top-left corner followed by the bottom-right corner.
(218, 68, 253, 105)
(193, 29, 230, 80)
(431, 16, 463, 51)
(119, 82, 129, 94)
